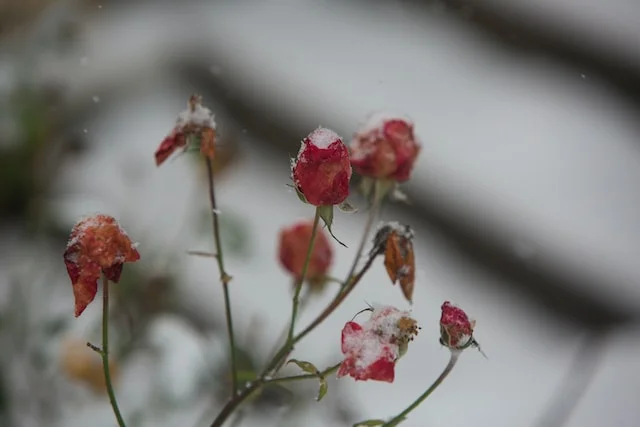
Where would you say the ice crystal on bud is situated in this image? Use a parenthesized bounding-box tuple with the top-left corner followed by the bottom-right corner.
(337, 305, 419, 383)
(370, 222, 416, 303)
(63, 214, 140, 317)
(440, 301, 482, 354)
(291, 127, 352, 206)
(155, 94, 217, 166)
(278, 219, 333, 289)
(350, 112, 421, 182)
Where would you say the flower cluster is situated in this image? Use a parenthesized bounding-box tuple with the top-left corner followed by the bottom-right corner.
(63, 95, 482, 427)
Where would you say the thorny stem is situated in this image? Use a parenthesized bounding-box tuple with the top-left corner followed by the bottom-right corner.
(206, 158, 238, 397)
(97, 275, 127, 427)
(267, 287, 313, 373)
(382, 351, 460, 426)
(210, 185, 383, 427)
(287, 207, 321, 343)
(264, 195, 382, 374)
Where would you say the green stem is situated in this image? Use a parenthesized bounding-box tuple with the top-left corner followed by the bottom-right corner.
(287, 207, 321, 343)
(382, 351, 460, 426)
(267, 286, 312, 373)
(206, 158, 238, 397)
(100, 275, 127, 427)
(210, 188, 383, 427)
(264, 362, 341, 385)
(264, 196, 382, 373)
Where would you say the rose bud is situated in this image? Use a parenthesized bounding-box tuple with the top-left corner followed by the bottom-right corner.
(371, 222, 416, 303)
(291, 127, 352, 206)
(155, 94, 217, 166)
(64, 214, 140, 317)
(278, 219, 333, 289)
(440, 301, 484, 355)
(350, 113, 421, 182)
(337, 305, 420, 383)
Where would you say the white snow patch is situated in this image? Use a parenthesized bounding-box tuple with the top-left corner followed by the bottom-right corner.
(177, 103, 217, 129)
(306, 126, 342, 149)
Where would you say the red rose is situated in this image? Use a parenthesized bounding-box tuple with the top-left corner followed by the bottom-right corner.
(278, 219, 333, 286)
(440, 301, 476, 350)
(291, 127, 352, 206)
(64, 214, 140, 317)
(337, 305, 419, 383)
(350, 113, 421, 182)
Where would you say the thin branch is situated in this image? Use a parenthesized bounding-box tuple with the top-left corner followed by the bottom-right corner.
(205, 158, 238, 397)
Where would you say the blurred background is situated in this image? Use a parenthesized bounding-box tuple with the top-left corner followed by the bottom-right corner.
(1, 0, 640, 426)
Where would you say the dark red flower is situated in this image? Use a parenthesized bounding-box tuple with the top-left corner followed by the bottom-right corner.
(350, 113, 421, 182)
(440, 301, 476, 350)
(155, 94, 217, 166)
(291, 127, 352, 206)
(337, 305, 419, 383)
(278, 220, 333, 287)
(64, 214, 140, 317)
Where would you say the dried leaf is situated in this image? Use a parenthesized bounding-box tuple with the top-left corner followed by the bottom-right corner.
(383, 231, 415, 303)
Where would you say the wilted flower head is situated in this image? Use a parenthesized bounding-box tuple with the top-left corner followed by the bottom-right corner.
(371, 222, 416, 303)
(155, 94, 217, 166)
(337, 305, 420, 383)
(64, 214, 140, 317)
(278, 219, 333, 288)
(291, 127, 352, 206)
(350, 113, 421, 182)
(440, 301, 481, 353)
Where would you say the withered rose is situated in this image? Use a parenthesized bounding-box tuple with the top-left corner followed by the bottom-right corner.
(155, 94, 217, 166)
(337, 305, 419, 383)
(350, 113, 421, 182)
(278, 219, 333, 287)
(64, 214, 140, 317)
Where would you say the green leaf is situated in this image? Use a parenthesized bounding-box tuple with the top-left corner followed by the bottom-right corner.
(384, 417, 407, 427)
(353, 418, 406, 427)
(353, 420, 386, 426)
(338, 200, 358, 213)
(317, 205, 347, 247)
(317, 377, 328, 401)
(287, 359, 329, 402)
(287, 183, 309, 204)
(287, 359, 319, 375)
